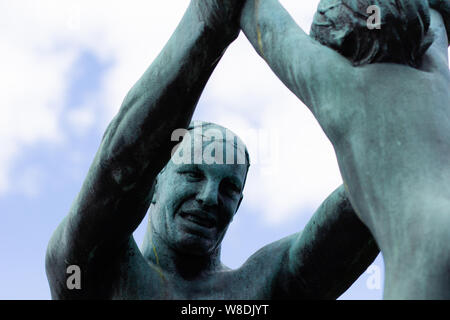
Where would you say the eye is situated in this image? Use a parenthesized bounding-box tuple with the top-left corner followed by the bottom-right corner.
(180, 170, 203, 182)
(221, 181, 240, 198)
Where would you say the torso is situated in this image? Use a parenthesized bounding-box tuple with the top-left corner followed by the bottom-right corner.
(104, 239, 275, 300)
(320, 60, 450, 298)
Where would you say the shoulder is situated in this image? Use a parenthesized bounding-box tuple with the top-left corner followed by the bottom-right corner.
(240, 234, 298, 270)
(234, 233, 308, 299)
(45, 219, 134, 299)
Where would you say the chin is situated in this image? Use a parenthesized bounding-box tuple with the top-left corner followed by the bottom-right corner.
(176, 235, 216, 256)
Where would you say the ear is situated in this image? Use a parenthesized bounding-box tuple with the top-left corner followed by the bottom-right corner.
(330, 24, 351, 48)
(150, 165, 169, 205)
(234, 193, 244, 215)
(149, 176, 159, 205)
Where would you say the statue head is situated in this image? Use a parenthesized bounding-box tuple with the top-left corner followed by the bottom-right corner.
(310, 0, 434, 67)
(146, 121, 250, 257)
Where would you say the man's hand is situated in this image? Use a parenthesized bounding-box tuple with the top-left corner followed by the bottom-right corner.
(192, 0, 245, 41)
(429, 0, 450, 44)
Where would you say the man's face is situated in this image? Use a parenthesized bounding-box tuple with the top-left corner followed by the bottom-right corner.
(311, 0, 353, 50)
(150, 132, 248, 256)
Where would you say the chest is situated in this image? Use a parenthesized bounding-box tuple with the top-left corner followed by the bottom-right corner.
(108, 257, 269, 300)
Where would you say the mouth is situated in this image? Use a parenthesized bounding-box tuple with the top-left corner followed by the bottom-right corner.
(313, 9, 337, 29)
(179, 210, 217, 229)
(314, 21, 333, 27)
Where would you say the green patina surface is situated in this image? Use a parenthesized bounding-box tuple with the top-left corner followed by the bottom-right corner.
(46, 0, 449, 300)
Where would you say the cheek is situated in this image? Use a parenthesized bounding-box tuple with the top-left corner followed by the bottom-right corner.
(311, 23, 330, 43)
(159, 176, 195, 208)
(229, 197, 240, 213)
(312, 11, 327, 26)
(218, 198, 238, 224)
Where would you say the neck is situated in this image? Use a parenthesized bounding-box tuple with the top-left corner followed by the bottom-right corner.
(141, 222, 224, 280)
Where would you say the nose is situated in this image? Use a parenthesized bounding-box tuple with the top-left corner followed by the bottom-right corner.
(196, 180, 219, 207)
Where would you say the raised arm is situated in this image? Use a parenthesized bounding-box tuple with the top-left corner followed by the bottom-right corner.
(284, 185, 379, 298)
(46, 0, 244, 299)
(240, 185, 378, 299)
(239, 0, 356, 118)
(427, 3, 449, 69)
(274, 185, 379, 299)
(429, 0, 450, 46)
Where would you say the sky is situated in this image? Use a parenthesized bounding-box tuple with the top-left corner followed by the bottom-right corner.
(1, 0, 447, 300)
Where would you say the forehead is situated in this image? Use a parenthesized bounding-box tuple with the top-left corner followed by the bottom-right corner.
(171, 126, 248, 166)
(317, 0, 365, 16)
(318, 0, 342, 10)
(167, 127, 249, 182)
(319, 0, 342, 8)
(313, 0, 358, 30)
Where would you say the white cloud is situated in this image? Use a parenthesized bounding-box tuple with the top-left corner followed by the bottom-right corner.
(0, 0, 191, 196)
(66, 104, 96, 137)
(13, 166, 44, 198)
(0, 14, 75, 194)
(0, 142, 17, 194)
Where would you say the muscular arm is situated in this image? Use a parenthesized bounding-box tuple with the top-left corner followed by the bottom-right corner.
(46, 1, 243, 299)
(281, 185, 379, 299)
(252, 185, 378, 299)
(239, 0, 356, 122)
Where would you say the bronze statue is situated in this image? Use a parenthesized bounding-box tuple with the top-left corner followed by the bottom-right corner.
(240, 0, 449, 299)
(46, 0, 379, 299)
